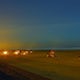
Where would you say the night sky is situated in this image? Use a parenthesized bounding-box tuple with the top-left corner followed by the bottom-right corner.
(0, 0, 80, 49)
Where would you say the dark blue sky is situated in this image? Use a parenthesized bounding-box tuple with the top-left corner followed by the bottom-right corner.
(0, 0, 80, 49)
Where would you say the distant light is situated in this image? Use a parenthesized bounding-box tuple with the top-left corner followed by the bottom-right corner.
(30, 51, 32, 54)
(25, 51, 29, 54)
(14, 50, 20, 55)
(22, 52, 26, 55)
(3, 51, 8, 55)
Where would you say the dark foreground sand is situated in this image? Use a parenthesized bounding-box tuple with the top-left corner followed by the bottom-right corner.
(0, 62, 50, 80)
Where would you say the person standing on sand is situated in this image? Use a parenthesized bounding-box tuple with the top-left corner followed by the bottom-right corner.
(47, 50, 55, 58)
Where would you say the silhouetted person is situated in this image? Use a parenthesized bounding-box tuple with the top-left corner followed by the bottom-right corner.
(47, 50, 55, 58)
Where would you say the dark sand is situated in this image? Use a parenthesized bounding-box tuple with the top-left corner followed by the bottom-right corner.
(0, 62, 50, 80)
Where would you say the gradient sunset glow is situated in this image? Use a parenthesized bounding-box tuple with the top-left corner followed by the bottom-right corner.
(0, 0, 80, 49)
